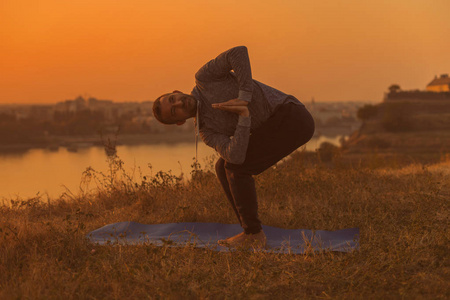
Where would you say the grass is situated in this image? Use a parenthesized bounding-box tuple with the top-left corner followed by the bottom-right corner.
(0, 151, 449, 299)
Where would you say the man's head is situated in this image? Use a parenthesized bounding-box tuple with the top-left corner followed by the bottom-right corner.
(152, 91, 197, 125)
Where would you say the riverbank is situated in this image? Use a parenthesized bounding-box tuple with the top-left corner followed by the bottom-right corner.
(0, 131, 196, 153)
(0, 126, 353, 154)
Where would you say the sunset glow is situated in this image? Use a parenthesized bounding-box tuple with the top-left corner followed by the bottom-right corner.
(1, 0, 449, 104)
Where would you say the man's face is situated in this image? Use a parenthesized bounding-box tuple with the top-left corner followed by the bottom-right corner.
(159, 92, 197, 125)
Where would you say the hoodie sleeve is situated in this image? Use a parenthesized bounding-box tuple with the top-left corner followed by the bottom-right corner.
(195, 46, 253, 102)
(200, 115, 251, 165)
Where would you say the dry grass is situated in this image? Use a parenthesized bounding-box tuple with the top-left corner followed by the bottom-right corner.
(0, 152, 449, 299)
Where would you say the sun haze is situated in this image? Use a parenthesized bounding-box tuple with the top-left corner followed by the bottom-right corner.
(1, 0, 449, 104)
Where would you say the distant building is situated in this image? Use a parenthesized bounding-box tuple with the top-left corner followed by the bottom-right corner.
(385, 74, 450, 102)
(426, 74, 450, 92)
(55, 96, 113, 115)
(87, 97, 114, 121)
(55, 96, 88, 113)
(30, 105, 54, 121)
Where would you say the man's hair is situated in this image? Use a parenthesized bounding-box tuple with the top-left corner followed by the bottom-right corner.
(152, 93, 172, 125)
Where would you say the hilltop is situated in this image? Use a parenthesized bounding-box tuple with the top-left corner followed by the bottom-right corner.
(342, 90, 450, 162)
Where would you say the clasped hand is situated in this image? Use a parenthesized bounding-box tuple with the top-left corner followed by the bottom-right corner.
(212, 99, 249, 117)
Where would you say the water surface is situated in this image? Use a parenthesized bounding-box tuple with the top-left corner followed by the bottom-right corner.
(0, 136, 341, 200)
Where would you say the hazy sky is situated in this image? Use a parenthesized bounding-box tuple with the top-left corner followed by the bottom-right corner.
(1, 0, 449, 104)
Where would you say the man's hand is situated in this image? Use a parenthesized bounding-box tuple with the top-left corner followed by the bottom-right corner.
(212, 99, 249, 117)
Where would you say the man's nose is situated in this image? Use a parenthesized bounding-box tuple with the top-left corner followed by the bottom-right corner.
(173, 100, 183, 107)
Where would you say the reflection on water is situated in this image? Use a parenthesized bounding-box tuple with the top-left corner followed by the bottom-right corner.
(0, 136, 342, 200)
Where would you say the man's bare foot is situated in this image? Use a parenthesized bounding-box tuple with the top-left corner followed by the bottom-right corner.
(218, 231, 267, 249)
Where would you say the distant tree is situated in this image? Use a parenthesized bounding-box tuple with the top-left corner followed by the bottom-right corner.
(388, 84, 401, 93)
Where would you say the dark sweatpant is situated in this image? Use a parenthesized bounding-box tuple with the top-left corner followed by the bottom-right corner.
(215, 103, 315, 234)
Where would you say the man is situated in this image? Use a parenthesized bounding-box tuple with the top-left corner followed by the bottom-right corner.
(152, 46, 315, 248)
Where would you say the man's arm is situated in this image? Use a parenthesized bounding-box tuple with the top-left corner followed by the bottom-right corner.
(200, 114, 251, 165)
(197, 46, 253, 164)
(195, 46, 253, 103)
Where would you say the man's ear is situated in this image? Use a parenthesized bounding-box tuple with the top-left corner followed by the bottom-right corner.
(172, 90, 182, 94)
(176, 120, 186, 126)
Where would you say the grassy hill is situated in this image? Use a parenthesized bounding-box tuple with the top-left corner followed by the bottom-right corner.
(1, 152, 448, 299)
(343, 99, 450, 162)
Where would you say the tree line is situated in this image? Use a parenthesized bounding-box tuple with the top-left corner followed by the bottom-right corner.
(0, 109, 154, 145)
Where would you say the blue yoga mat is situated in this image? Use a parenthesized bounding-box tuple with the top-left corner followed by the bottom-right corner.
(87, 222, 359, 254)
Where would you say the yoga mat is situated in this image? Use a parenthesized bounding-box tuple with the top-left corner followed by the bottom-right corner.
(87, 222, 359, 254)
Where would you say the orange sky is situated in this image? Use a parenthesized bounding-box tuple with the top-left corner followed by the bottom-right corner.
(1, 0, 449, 104)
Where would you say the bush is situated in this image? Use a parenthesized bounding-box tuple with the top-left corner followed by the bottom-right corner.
(382, 103, 413, 132)
(317, 141, 340, 162)
(357, 104, 379, 121)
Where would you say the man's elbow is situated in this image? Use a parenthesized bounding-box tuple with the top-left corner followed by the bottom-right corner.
(227, 153, 246, 165)
(231, 46, 248, 56)
(235, 46, 248, 51)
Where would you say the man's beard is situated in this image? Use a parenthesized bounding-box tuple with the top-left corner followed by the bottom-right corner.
(183, 96, 196, 115)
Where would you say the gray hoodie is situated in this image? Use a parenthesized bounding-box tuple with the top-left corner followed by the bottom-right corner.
(191, 46, 303, 164)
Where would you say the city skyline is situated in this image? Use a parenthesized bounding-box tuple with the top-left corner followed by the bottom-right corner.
(1, 0, 449, 104)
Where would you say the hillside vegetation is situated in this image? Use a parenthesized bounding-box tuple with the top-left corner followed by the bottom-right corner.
(345, 99, 450, 159)
(1, 152, 449, 299)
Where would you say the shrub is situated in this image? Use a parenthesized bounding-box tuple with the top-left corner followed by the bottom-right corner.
(317, 141, 340, 162)
(357, 104, 379, 121)
(382, 103, 413, 132)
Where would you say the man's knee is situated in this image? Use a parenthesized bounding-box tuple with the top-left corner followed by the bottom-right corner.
(217, 158, 249, 178)
(215, 158, 225, 175)
(291, 109, 315, 148)
(295, 126, 315, 149)
(223, 160, 253, 178)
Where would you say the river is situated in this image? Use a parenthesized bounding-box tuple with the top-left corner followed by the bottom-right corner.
(0, 135, 342, 200)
